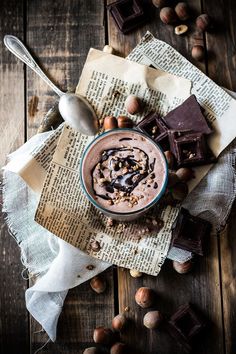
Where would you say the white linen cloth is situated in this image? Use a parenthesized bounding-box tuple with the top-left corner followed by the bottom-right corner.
(2, 133, 111, 341)
(2, 90, 236, 342)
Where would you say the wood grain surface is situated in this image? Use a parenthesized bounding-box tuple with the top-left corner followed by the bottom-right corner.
(106, 1, 224, 353)
(0, 1, 29, 353)
(0, 0, 236, 353)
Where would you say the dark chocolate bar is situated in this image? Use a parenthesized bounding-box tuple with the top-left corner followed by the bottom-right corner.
(163, 95, 212, 135)
(108, 0, 146, 34)
(171, 208, 211, 255)
(168, 130, 215, 167)
(137, 112, 170, 150)
(167, 303, 206, 353)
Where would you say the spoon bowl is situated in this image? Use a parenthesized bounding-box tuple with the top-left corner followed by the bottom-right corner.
(59, 93, 98, 135)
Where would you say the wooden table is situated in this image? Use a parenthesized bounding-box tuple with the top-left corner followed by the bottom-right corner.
(1, 1, 236, 353)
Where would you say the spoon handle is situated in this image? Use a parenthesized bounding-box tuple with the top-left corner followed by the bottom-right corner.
(4, 35, 64, 97)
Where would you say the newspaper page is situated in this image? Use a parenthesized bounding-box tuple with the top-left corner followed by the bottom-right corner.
(35, 124, 179, 275)
(35, 48, 191, 275)
(35, 42, 236, 273)
(128, 32, 236, 190)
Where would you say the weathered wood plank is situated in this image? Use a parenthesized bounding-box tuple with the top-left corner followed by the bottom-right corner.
(0, 0, 29, 353)
(203, 1, 236, 353)
(221, 212, 236, 354)
(203, 0, 236, 90)
(26, 0, 107, 138)
(31, 269, 115, 354)
(25, 1, 114, 353)
(107, 0, 224, 353)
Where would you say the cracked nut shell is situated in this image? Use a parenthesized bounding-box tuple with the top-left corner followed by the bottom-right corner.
(135, 287, 155, 308)
(129, 269, 143, 278)
(103, 44, 115, 54)
(175, 24, 188, 35)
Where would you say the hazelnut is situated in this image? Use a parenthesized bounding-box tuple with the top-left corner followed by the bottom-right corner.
(129, 269, 143, 278)
(143, 310, 163, 329)
(171, 181, 188, 202)
(152, 0, 168, 8)
(103, 116, 118, 131)
(192, 30, 204, 46)
(175, 2, 190, 21)
(173, 260, 193, 274)
(160, 7, 177, 24)
(196, 14, 211, 32)
(83, 348, 100, 354)
(176, 167, 195, 182)
(112, 314, 127, 331)
(93, 327, 115, 346)
(90, 276, 106, 294)
(117, 116, 134, 129)
(90, 240, 101, 252)
(175, 24, 188, 35)
(164, 150, 175, 169)
(103, 45, 115, 54)
(135, 287, 155, 308)
(110, 342, 128, 354)
(162, 190, 176, 206)
(168, 171, 180, 187)
(191, 45, 205, 61)
(125, 95, 142, 115)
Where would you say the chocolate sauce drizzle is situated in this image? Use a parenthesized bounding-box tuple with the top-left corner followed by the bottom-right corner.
(91, 145, 156, 201)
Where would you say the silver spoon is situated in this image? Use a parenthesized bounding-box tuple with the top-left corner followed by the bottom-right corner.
(4, 35, 98, 135)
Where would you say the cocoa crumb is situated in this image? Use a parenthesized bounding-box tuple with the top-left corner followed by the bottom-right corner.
(107, 217, 115, 227)
(86, 265, 95, 270)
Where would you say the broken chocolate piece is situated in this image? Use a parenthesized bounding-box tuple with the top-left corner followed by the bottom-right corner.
(163, 95, 212, 135)
(108, 0, 146, 34)
(167, 303, 206, 353)
(137, 112, 170, 150)
(171, 207, 211, 255)
(168, 130, 216, 167)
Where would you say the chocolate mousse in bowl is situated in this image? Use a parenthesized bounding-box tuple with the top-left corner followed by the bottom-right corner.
(80, 128, 168, 221)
